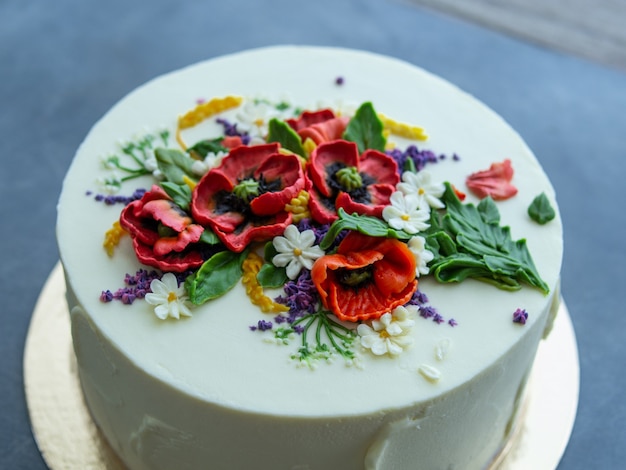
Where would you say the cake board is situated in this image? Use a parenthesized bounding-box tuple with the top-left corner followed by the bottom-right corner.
(23, 262, 579, 469)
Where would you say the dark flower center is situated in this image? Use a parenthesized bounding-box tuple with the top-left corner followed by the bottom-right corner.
(326, 162, 375, 204)
(336, 266, 373, 287)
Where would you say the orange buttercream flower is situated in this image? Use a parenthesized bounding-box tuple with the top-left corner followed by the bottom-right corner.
(311, 232, 417, 322)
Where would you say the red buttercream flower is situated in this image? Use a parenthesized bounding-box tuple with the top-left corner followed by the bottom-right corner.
(306, 140, 399, 224)
(466, 159, 518, 200)
(286, 109, 350, 145)
(311, 232, 417, 322)
(191, 143, 306, 252)
(119, 185, 206, 272)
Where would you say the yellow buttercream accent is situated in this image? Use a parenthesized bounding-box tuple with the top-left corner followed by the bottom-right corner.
(284, 190, 311, 223)
(176, 95, 243, 150)
(303, 137, 317, 158)
(242, 252, 289, 314)
(182, 174, 197, 191)
(103, 221, 126, 257)
(378, 113, 428, 141)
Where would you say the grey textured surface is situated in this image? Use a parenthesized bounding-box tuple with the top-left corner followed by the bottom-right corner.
(2, 0, 625, 469)
(411, 0, 626, 70)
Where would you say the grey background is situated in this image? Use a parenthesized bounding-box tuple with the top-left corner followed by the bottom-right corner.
(2, 0, 625, 468)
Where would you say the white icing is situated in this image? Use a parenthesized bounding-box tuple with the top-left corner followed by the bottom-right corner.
(418, 364, 442, 382)
(435, 338, 451, 361)
(57, 46, 563, 470)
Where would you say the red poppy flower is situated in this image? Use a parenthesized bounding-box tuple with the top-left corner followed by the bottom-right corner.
(119, 185, 206, 272)
(306, 140, 399, 224)
(286, 109, 350, 145)
(311, 232, 417, 322)
(466, 159, 518, 200)
(191, 143, 306, 252)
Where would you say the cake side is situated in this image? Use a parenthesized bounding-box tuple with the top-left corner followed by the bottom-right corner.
(57, 46, 563, 470)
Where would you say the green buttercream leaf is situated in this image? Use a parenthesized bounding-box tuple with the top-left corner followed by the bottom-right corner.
(155, 148, 196, 185)
(187, 137, 227, 158)
(528, 192, 556, 225)
(160, 182, 192, 212)
(319, 208, 413, 250)
(267, 118, 306, 157)
(343, 102, 387, 153)
(257, 263, 288, 288)
(199, 229, 220, 245)
(477, 197, 500, 225)
(425, 183, 549, 294)
(185, 249, 248, 305)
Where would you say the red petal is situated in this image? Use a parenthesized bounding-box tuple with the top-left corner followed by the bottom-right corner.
(286, 109, 336, 131)
(250, 153, 305, 216)
(191, 170, 244, 232)
(306, 186, 338, 224)
(133, 239, 205, 273)
(308, 140, 359, 197)
(466, 159, 518, 200)
(298, 116, 350, 145)
(214, 211, 293, 252)
(216, 143, 280, 183)
(358, 149, 399, 186)
(153, 224, 204, 256)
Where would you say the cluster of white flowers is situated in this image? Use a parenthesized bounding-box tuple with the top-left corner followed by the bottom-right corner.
(236, 97, 294, 142)
(382, 170, 442, 277)
(357, 306, 417, 356)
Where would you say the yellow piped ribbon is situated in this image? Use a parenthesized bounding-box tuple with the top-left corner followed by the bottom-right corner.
(378, 113, 428, 141)
(176, 95, 243, 150)
(103, 221, 126, 257)
(242, 252, 289, 314)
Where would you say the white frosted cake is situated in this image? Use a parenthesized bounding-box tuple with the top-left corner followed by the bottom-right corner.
(57, 46, 562, 470)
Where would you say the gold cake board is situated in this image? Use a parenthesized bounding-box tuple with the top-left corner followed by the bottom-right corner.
(24, 263, 579, 469)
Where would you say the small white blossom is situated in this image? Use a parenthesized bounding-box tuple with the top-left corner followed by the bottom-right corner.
(397, 170, 445, 210)
(407, 235, 434, 277)
(382, 191, 430, 234)
(236, 99, 279, 139)
(272, 225, 325, 280)
(96, 173, 122, 194)
(145, 273, 192, 320)
(190, 150, 228, 176)
(357, 306, 416, 356)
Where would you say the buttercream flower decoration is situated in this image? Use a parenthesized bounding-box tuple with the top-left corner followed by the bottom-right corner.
(191, 143, 306, 252)
(397, 170, 445, 210)
(382, 191, 430, 234)
(145, 273, 192, 320)
(311, 231, 417, 322)
(120, 185, 206, 272)
(190, 150, 228, 177)
(236, 99, 279, 139)
(286, 109, 350, 146)
(357, 306, 416, 356)
(272, 225, 325, 280)
(306, 140, 399, 224)
(407, 235, 434, 277)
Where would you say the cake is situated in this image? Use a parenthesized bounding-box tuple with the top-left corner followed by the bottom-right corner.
(56, 46, 562, 470)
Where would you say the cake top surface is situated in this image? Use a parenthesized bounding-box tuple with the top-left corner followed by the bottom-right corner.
(57, 45, 562, 417)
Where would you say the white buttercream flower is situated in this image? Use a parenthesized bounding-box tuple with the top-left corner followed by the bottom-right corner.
(382, 191, 430, 234)
(145, 273, 192, 320)
(236, 99, 279, 139)
(272, 225, 325, 280)
(357, 306, 416, 356)
(408, 235, 434, 277)
(397, 170, 445, 210)
(190, 150, 228, 176)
